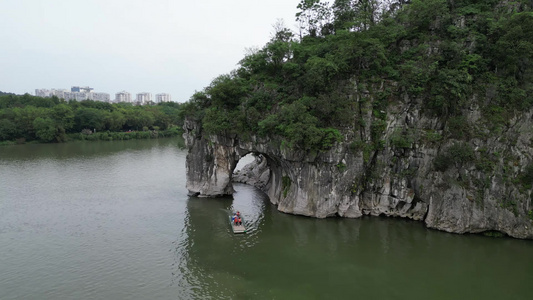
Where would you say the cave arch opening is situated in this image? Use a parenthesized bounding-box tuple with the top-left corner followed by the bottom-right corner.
(229, 150, 286, 208)
(234, 153, 256, 173)
(232, 152, 272, 191)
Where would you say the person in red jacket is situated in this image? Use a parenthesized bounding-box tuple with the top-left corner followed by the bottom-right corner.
(232, 211, 242, 225)
(236, 211, 242, 225)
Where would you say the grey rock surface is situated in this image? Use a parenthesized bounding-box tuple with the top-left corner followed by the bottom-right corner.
(183, 92, 533, 239)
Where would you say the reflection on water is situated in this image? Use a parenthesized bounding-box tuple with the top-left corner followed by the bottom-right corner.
(178, 181, 533, 300)
(0, 138, 185, 162)
(1, 139, 533, 300)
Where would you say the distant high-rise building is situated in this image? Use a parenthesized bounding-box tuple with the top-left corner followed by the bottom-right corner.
(50, 89, 68, 99)
(35, 89, 51, 98)
(90, 92, 111, 102)
(35, 88, 69, 99)
(63, 91, 90, 101)
(155, 93, 172, 103)
(35, 86, 163, 105)
(35, 87, 109, 102)
(136, 92, 152, 105)
(71, 86, 93, 93)
(115, 91, 132, 103)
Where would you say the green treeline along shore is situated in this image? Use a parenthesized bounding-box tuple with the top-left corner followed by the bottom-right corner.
(0, 91, 185, 145)
(181, 0, 532, 152)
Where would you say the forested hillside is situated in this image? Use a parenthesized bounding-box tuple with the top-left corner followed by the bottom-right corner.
(0, 94, 183, 143)
(183, 0, 533, 151)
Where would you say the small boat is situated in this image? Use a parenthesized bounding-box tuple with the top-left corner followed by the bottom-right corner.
(229, 214, 246, 234)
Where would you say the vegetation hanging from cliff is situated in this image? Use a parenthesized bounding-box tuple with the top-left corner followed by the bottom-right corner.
(183, 0, 533, 151)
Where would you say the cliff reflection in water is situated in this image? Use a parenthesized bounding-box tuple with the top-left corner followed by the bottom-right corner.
(173, 183, 533, 299)
(173, 183, 268, 299)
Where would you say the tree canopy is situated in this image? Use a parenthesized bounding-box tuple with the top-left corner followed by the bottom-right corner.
(0, 94, 184, 143)
(183, 0, 533, 151)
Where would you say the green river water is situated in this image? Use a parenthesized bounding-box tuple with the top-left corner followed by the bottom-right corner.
(0, 138, 531, 299)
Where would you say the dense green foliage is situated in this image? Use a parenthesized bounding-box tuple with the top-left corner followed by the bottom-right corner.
(0, 93, 184, 143)
(182, 0, 533, 152)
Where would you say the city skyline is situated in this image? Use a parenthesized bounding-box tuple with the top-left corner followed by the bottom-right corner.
(0, 0, 301, 103)
(35, 86, 173, 104)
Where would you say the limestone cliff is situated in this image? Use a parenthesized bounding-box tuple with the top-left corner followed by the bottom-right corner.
(184, 89, 533, 239)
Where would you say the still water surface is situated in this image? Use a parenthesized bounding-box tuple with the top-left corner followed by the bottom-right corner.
(1, 139, 532, 299)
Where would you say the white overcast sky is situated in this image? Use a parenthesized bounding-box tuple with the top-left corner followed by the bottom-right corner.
(0, 0, 301, 102)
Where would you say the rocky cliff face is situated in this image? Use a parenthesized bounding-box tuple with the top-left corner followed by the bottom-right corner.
(183, 91, 533, 239)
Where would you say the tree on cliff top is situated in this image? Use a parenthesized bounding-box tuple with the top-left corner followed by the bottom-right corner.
(183, 0, 533, 151)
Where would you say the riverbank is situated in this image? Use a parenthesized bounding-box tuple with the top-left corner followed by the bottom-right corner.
(0, 126, 183, 146)
(0, 94, 185, 144)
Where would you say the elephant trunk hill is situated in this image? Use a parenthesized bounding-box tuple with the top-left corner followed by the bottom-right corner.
(182, 0, 533, 239)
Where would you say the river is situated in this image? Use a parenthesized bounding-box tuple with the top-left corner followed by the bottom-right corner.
(0, 138, 532, 299)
